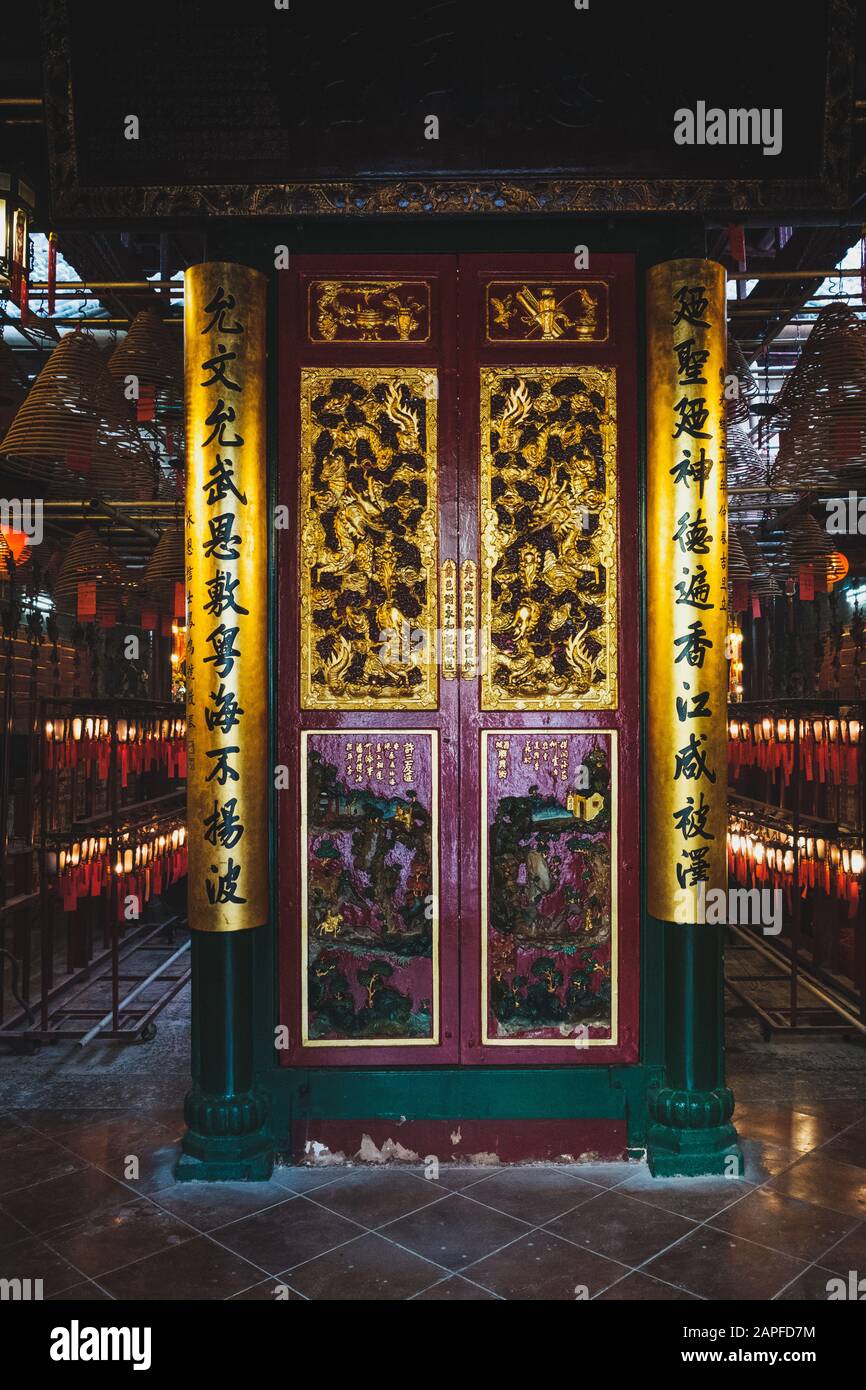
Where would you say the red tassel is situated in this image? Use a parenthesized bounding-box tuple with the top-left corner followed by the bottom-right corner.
(136, 384, 156, 422)
(727, 224, 746, 265)
(830, 743, 842, 785)
(846, 747, 858, 784)
(77, 581, 97, 620)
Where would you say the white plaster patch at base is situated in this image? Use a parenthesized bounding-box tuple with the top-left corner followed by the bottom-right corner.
(303, 1140, 347, 1166)
(355, 1134, 421, 1164)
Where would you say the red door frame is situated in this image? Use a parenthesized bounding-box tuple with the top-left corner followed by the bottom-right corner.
(277, 253, 640, 1069)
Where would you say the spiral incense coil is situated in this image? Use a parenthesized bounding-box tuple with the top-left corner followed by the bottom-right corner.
(107, 309, 184, 419)
(53, 527, 136, 618)
(773, 303, 866, 474)
(726, 338, 759, 426)
(726, 422, 768, 487)
(737, 526, 780, 597)
(773, 513, 833, 583)
(727, 529, 752, 582)
(0, 329, 156, 499)
(143, 524, 184, 608)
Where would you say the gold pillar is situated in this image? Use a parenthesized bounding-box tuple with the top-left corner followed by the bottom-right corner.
(647, 259, 728, 922)
(184, 263, 268, 933)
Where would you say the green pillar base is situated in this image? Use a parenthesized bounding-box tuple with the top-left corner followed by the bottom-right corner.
(645, 1086, 744, 1179)
(175, 1146, 273, 1183)
(175, 1087, 274, 1182)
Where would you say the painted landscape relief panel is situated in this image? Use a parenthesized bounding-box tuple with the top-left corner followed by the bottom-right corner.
(482, 729, 617, 1046)
(301, 730, 438, 1046)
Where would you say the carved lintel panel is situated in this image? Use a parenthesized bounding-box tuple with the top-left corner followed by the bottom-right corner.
(300, 367, 438, 710)
(480, 366, 618, 711)
(486, 281, 609, 344)
(308, 280, 432, 343)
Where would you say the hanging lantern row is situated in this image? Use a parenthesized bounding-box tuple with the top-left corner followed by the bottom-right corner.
(44, 713, 187, 783)
(728, 623, 744, 701)
(48, 822, 187, 917)
(728, 818, 863, 917)
(728, 714, 861, 786)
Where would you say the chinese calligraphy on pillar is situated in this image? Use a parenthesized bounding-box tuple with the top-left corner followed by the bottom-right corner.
(184, 263, 268, 932)
(647, 260, 728, 922)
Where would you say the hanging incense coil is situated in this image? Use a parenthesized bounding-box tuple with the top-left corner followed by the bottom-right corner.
(769, 428, 836, 491)
(728, 529, 752, 581)
(773, 303, 866, 475)
(143, 524, 184, 608)
(107, 309, 183, 419)
(773, 513, 833, 584)
(726, 422, 767, 487)
(726, 339, 759, 426)
(727, 528, 752, 611)
(737, 526, 780, 597)
(53, 527, 137, 618)
(0, 330, 156, 499)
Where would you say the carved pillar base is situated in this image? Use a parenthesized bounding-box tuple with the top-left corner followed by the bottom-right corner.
(644, 922, 743, 1179)
(646, 1085, 743, 1178)
(175, 930, 273, 1182)
(176, 1086, 272, 1182)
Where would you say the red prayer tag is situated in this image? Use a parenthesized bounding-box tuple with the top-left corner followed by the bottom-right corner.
(77, 581, 97, 619)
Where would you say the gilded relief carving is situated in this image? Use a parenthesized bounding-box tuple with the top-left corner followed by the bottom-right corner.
(300, 368, 438, 709)
(309, 281, 431, 342)
(480, 367, 618, 710)
(486, 282, 609, 343)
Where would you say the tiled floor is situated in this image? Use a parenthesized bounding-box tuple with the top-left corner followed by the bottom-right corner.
(1, 1101, 865, 1300)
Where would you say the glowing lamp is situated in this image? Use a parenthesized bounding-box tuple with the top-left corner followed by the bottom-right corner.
(826, 552, 849, 589)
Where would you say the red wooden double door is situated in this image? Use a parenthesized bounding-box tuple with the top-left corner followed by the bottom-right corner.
(278, 254, 639, 1067)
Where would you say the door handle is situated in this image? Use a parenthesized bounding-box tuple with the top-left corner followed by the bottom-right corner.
(441, 560, 458, 680)
(460, 559, 478, 680)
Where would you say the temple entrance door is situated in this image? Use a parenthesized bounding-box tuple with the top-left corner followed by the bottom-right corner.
(278, 253, 639, 1067)
(279, 256, 461, 1064)
(455, 255, 640, 1064)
